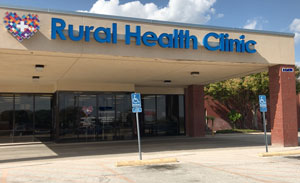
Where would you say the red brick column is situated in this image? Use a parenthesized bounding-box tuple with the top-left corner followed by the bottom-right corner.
(185, 85, 206, 137)
(297, 94, 300, 131)
(269, 65, 298, 147)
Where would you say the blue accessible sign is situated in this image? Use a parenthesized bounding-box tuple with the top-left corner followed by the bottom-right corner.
(132, 107, 142, 113)
(259, 95, 267, 112)
(131, 93, 142, 113)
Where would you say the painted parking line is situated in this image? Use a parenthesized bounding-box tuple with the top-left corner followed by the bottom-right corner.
(189, 162, 290, 183)
(1, 170, 7, 183)
(99, 162, 135, 183)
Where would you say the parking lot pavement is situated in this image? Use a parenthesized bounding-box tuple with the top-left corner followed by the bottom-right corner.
(0, 133, 299, 183)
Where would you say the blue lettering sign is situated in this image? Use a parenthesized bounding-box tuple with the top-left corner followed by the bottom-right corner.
(51, 18, 66, 40)
(51, 18, 117, 43)
(125, 25, 141, 45)
(50, 18, 257, 54)
(142, 31, 157, 47)
(203, 32, 257, 53)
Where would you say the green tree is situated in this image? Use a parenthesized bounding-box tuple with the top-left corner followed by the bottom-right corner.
(228, 110, 242, 129)
(205, 75, 267, 128)
(295, 66, 300, 93)
(205, 66, 300, 129)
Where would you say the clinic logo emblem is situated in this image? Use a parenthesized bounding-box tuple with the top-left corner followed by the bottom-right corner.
(82, 106, 93, 116)
(4, 12, 40, 42)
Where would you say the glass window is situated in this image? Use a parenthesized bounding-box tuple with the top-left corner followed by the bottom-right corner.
(156, 95, 179, 136)
(141, 94, 185, 137)
(179, 95, 185, 134)
(98, 94, 115, 141)
(142, 95, 156, 136)
(116, 94, 133, 140)
(0, 94, 13, 143)
(157, 95, 166, 121)
(165, 95, 180, 135)
(35, 95, 52, 142)
(58, 93, 78, 142)
(14, 95, 34, 142)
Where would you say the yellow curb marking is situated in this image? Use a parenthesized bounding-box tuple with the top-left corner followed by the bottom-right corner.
(116, 158, 178, 167)
(259, 150, 300, 157)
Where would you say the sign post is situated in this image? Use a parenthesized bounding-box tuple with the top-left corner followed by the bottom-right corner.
(131, 93, 142, 160)
(259, 95, 268, 153)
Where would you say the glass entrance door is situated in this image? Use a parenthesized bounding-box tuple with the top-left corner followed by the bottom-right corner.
(98, 94, 115, 140)
(78, 95, 97, 142)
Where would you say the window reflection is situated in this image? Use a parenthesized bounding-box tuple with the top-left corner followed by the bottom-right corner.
(179, 95, 185, 135)
(116, 94, 133, 140)
(35, 95, 52, 142)
(59, 93, 77, 142)
(14, 95, 34, 142)
(141, 94, 185, 137)
(143, 95, 156, 136)
(0, 92, 185, 143)
(0, 94, 13, 143)
(98, 94, 115, 140)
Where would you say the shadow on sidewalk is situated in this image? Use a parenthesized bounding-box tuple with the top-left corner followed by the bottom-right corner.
(0, 133, 298, 164)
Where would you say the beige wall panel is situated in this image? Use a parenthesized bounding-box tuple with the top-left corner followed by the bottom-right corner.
(0, 84, 55, 93)
(135, 86, 184, 94)
(56, 81, 134, 92)
(0, 7, 295, 66)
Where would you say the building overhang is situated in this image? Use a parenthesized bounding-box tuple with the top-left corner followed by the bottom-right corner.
(0, 5, 296, 93)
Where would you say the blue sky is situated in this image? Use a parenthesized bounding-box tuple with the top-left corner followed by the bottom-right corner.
(1, 0, 300, 63)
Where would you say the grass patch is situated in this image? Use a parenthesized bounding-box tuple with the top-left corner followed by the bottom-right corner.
(216, 129, 261, 134)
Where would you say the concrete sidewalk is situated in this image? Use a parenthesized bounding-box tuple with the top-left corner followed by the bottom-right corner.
(0, 132, 299, 163)
(0, 133, 299, 183)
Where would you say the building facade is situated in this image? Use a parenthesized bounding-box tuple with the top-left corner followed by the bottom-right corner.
(0, 5, 298, 146)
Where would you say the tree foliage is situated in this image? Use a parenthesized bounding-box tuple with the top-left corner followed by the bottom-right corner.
(205, 66, 300, 129)
(296, 66, 300, 93)
(227, 110, 242, 129)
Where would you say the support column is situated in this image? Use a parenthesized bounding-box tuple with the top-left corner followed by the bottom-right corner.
(297, 94, 300, 131)
(185, 85, 206, 137)
(269, 65, 298, 147)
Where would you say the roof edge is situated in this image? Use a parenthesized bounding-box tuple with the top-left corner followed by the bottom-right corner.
(0, 4, 295, 38)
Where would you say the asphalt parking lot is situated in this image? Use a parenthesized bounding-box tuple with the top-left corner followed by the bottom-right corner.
(0, 133, 299, 183)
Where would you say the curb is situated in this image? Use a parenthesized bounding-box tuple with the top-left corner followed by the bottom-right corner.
(116, 158, 178, 167)
(259, 150, 300, 157)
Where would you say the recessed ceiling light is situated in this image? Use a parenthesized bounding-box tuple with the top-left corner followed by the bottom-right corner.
(35, 64, 44, 72)
(32, 76, 40, 81)
(190, 71, 200, 77)
(164, 80, 172, 84)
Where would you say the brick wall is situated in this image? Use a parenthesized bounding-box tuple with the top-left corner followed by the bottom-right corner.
(297, 94, 300, 130)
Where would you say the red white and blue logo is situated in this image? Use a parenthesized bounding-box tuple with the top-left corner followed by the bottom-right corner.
(4, 12, 40, 42)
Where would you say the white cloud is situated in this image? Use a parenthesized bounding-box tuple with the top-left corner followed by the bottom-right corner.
(289, 18, 300, 44)
(80, 0, 217, 24)
(216, 13, 224, 18)
(243, 17, 268, 30)
(243, 20, 257, 29)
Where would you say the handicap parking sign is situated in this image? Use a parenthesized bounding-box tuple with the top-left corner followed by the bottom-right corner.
(259, 95, 267, 112)
(131, 93, 141, 107)
(132, 107, 142, 113)
(131, 93, 142, 113)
